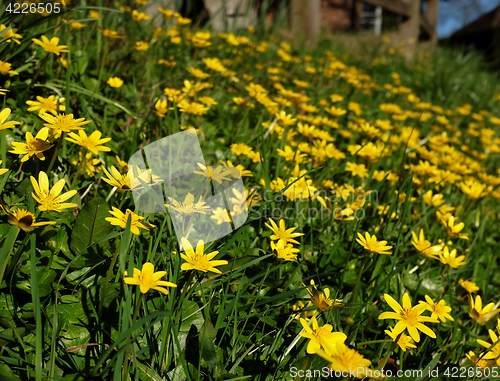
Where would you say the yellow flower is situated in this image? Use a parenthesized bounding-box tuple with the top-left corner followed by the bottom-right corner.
(32, 35, 69, 55)
(115, 155, 129, 172)
(0, 24, 22, 44)
(107, 77, 123, 88)
(89, 10, 99, 18)
(411, 229, 441, 258)
(9, 128, 54, 162)
(123, 262, 177, 295)
(419, 295, 454, 323)
(330, 94, 344, 103)
(459, 279, 479, 293)
(166, 193, 210, 217)
(423, 190, 445, 207)
(186, 67, 210, 79)
(134, 41, 149, 51)
(440, 214, 469, 240)
(271, 239, 299, 261)
(131, 10, 152, 22)
(202, 57, 227, 73)
(385, 326, 416, 352)
(1, 206, 56, 232)
(72, 151, 101, 176)
(315, 341, 373, 379)
(0, 108, 20, 131)
(180, 237, 228, 274)
(466, 351, 497, 368)
(299, 317, 347, 355)
(0, 160, 8, 176)
(276, 145, 306, 163)
(476, 329, 500, 366)
(378, 293, 438, 342)
(0, 60, 19, 75)
(177, 100, 209, 115)
(438, 246, 466, 269)
(356, 231, 392, 255)
(101, 166, 132, 191)
(105, 207, 155, 235)
(39, 113, 91, 138)
(265, 218, 304, 244)
(305, 279, 342, 312)
(325, 106, 347, 116)
(159, 8, 175, 18)
(468, 295, 500, 325)
(30, 171, 77, 213)
(154, 99, 168, 117)
(98, 29, 124, 39)
(26, 95, 65, 115)
(457, 179, 491, 199)
(346, 162, 368, 178)
(176, 16, 192, 26)
(65, 130, 112, 155)
(57, 57, 68, 68)
(230, 143, 253, 156)
(275, 110, 297, 126)
(194, 163, 232, 184)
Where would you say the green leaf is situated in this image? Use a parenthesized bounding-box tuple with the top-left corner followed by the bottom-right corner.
(0, 363, 20, 380)
(70, 197, 113, 254)
(199, 318, 220, 370)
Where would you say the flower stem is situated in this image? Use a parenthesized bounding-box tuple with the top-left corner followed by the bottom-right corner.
(98, 240, 121, 317)
(377, 334, 400, 371)
(122, 293, 143, 379)
(46, 132, 65, 174)
(0, 227, 20, 289)
(70, 148, 86, 188)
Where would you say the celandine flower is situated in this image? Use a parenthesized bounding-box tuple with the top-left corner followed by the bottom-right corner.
(30, 171, 77, 213)
(299, 316, 347, 355)
(32, 35, 69, 55)
(9, 128, 54, 162)
(1, 205, 56, 232)
(105, 207, 155, 235)
(180, 237, 228, 274)
(356, 231, 393, 255)
(107, 77, 123, 88)
(265, 218, 304, 244)
(385, 326, 416, 352)
(0, 24, 22, 44)
(39, 113, 91, 138)
(0, 60, 19, 75)
(378, 293, 438, 342)
(26, 95, 65, 115)
(468, 295, 500, 325)
(65, 130, 112, 155)
(476, 329, 500, 366)
(419, 295, 454, 322)
(459, 279, 479, 293)
(0, 161, 8, 176)
(0, 108, 20, 131)
(123, 262, 177, 295)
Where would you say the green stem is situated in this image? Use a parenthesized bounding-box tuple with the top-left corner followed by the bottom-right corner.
(0, 227, 21, 289)
(98, 240, 121, 317)
(70, 148, 86, 188)
(123, 293, 144, 379)
(377, 334, 400, 371)
(46, 132, 65, 174)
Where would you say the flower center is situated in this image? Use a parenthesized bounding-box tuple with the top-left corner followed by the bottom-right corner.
(27, 139, 47, 152)
(400, 308, 419, 326)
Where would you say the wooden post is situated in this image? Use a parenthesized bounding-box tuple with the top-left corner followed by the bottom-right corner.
(424, 0, 439, 45)
(399, 0, 420, 57)
(291, 0, 321, 43)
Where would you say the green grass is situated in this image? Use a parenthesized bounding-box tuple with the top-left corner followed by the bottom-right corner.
(0, 1, 500, 380)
